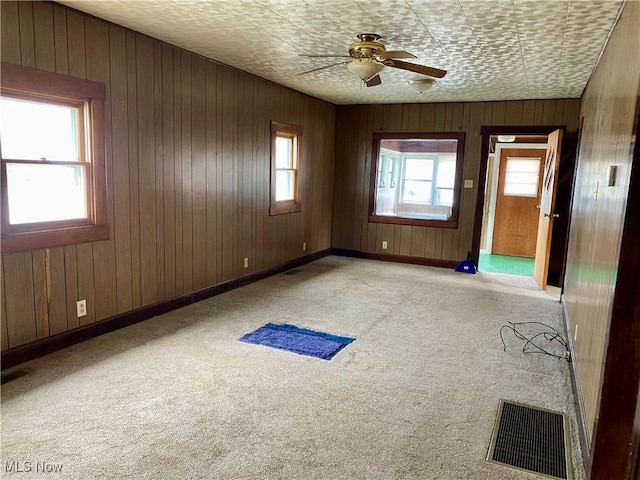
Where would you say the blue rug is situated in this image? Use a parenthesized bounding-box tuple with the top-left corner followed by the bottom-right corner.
(239, 323, 355, 360)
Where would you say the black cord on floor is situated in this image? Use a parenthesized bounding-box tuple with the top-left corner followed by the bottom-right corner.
(500, 321, 570, 361)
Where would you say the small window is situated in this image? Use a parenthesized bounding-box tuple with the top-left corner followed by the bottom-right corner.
(270, 121, 302, 215)
(369, 133, 465, 228)
(503, 157, 541, 197)
(1, 62, 108, 253)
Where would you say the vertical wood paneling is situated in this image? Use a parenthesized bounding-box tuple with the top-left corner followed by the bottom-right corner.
(1, 2, 336, 351)
(110, 25, 133, 313)
(64, 247, 78, 330)
(1, 1, 21, 64)
(48, 248, 67, 335)
(162, 44, 177, 297)
(126, 30, 142, 308)
(32, 2, 55, 72)
(563, 0, 640, 448)
(180, 51, 193, 291)
(333, 98, 580, 262)
(3, 254, 36, 347)
(52, 4, 68, 74)
(191, 57, 207, 289)
(137, 36, 158, 305)
(173, 48, 184, 294)
(18, 2, 35, 67)
(154, 41, 166, 299)
(205, 61, 218, 284)
(1, 257, 8, 350)
(86, 17, 118, 321)
(32, 251, 47, 338)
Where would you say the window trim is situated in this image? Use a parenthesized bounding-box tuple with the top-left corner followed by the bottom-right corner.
(368, 132, 466, 228)
(270, 121, 302, 216)
(1, 62, 108, 254)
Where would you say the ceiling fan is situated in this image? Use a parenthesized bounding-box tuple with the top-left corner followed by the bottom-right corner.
(298, 33, 447, 88)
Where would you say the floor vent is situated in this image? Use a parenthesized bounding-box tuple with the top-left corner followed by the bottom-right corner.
(283, 269, 301, 276)
(1, 368, 31, 385)
(487, 400, 571, 479)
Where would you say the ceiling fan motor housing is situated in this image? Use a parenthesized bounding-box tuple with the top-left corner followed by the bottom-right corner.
(349, 33, 386, 59)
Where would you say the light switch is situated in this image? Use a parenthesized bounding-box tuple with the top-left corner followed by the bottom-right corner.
(464, 179, 473, 188)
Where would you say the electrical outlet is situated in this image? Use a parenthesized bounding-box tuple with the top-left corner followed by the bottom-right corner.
(243, 257, 249, 268)
(77, 299, 87, 318)
(464, 179, 474, 188)
(303, 242, 307, 251)
(382, 241, 388, 250)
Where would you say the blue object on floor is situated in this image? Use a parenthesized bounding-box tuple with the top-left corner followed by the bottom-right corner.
(239, 323, 355, 360)
(455, 251, 477, 274)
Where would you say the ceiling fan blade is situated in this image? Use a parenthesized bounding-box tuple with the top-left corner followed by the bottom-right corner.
(298, 54, 351, 58)
(365, 74, 382, 87)
(378, 50, 416, 60)
(297, 61, 348, 76)
(383, 59, 447, 78)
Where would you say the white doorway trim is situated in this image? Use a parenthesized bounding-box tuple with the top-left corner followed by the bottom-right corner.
(481, 142, 548, 254)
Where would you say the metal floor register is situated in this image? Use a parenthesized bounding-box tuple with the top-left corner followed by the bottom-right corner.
(487, 400, 572, 479)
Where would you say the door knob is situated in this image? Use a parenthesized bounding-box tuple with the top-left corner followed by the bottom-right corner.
(536, 204, 541, 209)
(544, 213, 559, 218)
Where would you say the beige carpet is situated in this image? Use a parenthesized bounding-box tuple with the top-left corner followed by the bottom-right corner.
(1, 256, 584, 479)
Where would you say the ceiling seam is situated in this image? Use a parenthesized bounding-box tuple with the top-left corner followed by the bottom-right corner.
(511, 0, 531, 99)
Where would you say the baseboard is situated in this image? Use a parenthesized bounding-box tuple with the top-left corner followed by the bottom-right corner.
(332, 248, 458, 269)
(1, 248, 332, 370)
(561, 293, 592, 474)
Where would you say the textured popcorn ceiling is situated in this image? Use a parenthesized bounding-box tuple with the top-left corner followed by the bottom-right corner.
(59, 0, 623, 105)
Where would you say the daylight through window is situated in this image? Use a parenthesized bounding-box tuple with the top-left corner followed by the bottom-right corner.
(270, 121, 302, 215)
(1, 62, 108, 253)
(369, 133, 465, 228)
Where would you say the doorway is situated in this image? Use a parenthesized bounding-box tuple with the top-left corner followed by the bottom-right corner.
(472, 127, 566, 290)
(479, 139, 547, 277)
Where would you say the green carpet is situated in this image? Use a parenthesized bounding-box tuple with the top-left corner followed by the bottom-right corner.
(479, 254, 534, 276)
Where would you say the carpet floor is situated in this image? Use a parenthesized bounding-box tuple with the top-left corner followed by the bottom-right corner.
(1, 256, 584, 479)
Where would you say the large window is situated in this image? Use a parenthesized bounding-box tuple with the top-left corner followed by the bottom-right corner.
(1, 62, 108, 253)
(369, 133, 465, 228)
(270, 121, 302, 215)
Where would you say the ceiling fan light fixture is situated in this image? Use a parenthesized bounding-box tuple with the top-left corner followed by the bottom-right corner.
(408, 78, 436, 93)
(347, 59, 384, 82)
(497, 135, 517, 142)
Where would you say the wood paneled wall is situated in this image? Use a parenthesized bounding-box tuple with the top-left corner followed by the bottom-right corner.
(0, 1, 335, 351)
(332, 99, 580, 261)
(563, 0, 640, 447)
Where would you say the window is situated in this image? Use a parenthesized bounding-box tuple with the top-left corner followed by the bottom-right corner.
(503, 157, 541, 197)
(270, 121, 302, 215)
(369, 133, 465, 228)
(1, 62, 108, 253)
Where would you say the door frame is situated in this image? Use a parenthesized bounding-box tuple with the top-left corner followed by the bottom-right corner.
(482, 142, 548, 255)
(471, 125, 566, 266)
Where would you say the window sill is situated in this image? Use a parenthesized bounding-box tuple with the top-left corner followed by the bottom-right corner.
(368, 214, 458, 229)
(1, 223, 110, 254)
(270, 201, 301, 216)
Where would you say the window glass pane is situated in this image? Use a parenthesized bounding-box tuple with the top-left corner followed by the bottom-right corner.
(275, 169, 294, 201)
(404, 158, 433, 180)
(275, 136, 292, 168)
(6, 163, 86, 224)
(436, 155, 456, 189)
(375, 137, 460, 222)
(436, 188, 454, 206)
(504, 158, 540, 197)
(402, 180, 432, 202)
(0, 97, 79, 161)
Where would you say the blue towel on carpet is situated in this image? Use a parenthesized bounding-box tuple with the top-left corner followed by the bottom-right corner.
(239, 323, 355, 360)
